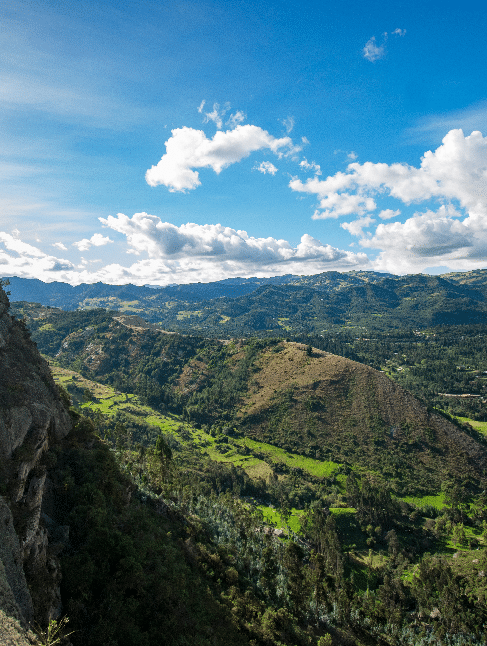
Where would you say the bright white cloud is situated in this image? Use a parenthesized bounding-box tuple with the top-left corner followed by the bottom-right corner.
(0, 232, 47, 258)
(0, 221, 370, 286)
(99, 212, 368, 270)
(341, 215, 376, 237)
(254, 161, 278, 175)
(0, 232, 75, 277)
(146, 125, 297, 192)
(291, 129, 487, 218)
(366, 207, 487, 273)
(52, 242, 67, 250)
(292, 129, 487, 271)
(73, 233, 113, 251)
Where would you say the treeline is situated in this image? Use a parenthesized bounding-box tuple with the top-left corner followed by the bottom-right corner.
(54, 408, 487, 646)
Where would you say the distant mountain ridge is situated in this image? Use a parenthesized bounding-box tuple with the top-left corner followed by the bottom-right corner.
(5, 268, 487, 335)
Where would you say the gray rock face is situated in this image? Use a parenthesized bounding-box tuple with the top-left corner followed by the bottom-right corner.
(0, 498, 33, 626)
(0, 284, 72, 637)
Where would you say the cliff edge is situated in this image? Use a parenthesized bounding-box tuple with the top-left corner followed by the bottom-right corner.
(0, 283, 72, 642)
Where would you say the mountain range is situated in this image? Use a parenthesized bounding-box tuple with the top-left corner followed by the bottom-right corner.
(5, 268, 487, 336)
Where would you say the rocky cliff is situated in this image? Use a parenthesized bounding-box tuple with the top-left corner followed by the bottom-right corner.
(0, 284, 72, 643)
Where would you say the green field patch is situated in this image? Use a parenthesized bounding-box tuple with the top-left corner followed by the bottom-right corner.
(455, 416, 487, 436)
(329, 507, 356, 515)
(257, 505, 304, 533)
(241, 438, 340, 478)
(50, 365, 193, 443)
(402, 493, 445, 510)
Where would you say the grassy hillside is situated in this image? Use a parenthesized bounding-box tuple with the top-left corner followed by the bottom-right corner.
(10, 300, 483, 498)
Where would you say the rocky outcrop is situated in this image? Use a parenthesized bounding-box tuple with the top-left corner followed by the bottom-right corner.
(0, 284, 72, 641)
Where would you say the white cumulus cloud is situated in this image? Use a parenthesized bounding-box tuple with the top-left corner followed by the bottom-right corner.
(291, 129, 487, 272)
(73, 233, 113, 252)
(341, 215, 376, 237)
(365, 206, 487, 273)
(0, 232, 75, 278)
(98, 212, 369, 275)
(146, 125, 297, 192)
(291, 129, 487, 218)
(0, 222, 370, 285)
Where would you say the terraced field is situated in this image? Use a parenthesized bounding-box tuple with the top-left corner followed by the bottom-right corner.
(49, 362, 342, 485)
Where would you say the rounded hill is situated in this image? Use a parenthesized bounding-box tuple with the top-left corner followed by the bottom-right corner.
(237, 342, 486, 495)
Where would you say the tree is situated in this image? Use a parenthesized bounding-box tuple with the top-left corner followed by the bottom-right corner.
(148, 433, 173, 488)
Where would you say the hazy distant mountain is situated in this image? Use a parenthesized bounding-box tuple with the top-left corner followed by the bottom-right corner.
(6, 268, 487, 335)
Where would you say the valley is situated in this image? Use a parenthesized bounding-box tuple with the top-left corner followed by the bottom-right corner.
(2, 275, 487, 646)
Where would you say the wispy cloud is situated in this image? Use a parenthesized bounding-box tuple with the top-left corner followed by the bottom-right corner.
(227, 111, 246, 128)
(334, 150, 358, 161)
(299, 159, 321, 175)
(410, 101, 487, 141)
(378, 209, 401, 220)
(363, 29, 406, 62)
(202, 102, 231, 129)
(363, 35, 386, 62)
(281, 116, 295, 134)
(254, 161, 278, 175)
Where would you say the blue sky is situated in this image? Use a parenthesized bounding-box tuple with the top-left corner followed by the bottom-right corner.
(1, 0, 487, 285)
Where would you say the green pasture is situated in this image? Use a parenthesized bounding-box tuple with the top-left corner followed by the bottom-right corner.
(455, 416, 487, 436)
(257, 505, 304, 533)
(241, 438, 340, 478)
(402, 493, 445, 510)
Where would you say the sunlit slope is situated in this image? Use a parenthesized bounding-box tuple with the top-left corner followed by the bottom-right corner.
(237, 342, 486, 495)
